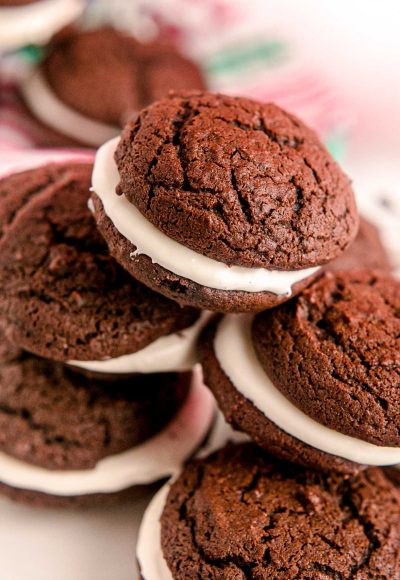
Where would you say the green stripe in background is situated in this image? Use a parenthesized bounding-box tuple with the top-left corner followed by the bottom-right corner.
(206, 40, 287, 76)
(325, 128, 347, 163)
(17, 44, 44, 63)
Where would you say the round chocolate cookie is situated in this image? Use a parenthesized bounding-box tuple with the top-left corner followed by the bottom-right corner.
(158, 443, 400, 578)
(43, 27, 206, 127)
(0, 359, 215, 507)
(199, 270, 400, 474)
(254, 269, 400, 446)
(199, 317, 364, 475)
(92, 92, 358, 312)
(0, 480, 154, 509)
(115, 93, 356, 269)
(0, 163, 198, 362)
(0, 352, 190, 470)
(326, 216, 391, 272)
(19, 26, 206, 147)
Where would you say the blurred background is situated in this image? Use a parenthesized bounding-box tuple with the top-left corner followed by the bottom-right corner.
(2, 0, 400, 239)
(2, 0, 400, 270)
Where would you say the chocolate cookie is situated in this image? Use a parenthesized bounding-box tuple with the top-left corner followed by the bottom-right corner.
(200, 317, 364, 475)
(326, 216, 391, 272)
(0, 352, 190, 470)
(0, 355, 215, 507)
(0, 163, 199, 362)
(19, 26, 206, 147)
(92, 92, 358, 312)
(199, 271, 400, 473)
(254, 269, 400, 446)
(0, 480, 153, 509)
(156, 443, 400, 578)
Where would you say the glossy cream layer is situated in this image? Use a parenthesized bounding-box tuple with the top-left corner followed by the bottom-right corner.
(214, 314, 400, 466)
(92, 138, 320, 294)
(21, 70, 120, 146)
(68, 311, 211, 374)
(0, 366, 215, 496)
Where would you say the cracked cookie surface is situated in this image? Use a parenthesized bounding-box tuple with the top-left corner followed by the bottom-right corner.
(0, 163, 198, 361)
(92, 191, 318, 313)
(199, 317, 363, 475)
(115, 92, 358, 269)
(253, 270, 400, 446)
(161, 443, 400, 579)
(0, 350, 190, 470)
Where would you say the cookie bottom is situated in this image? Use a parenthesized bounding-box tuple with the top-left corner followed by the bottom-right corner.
(200, 319, 365, 475)
(93, 194, 318, 313)
(384, 467, 400, 488)
(0, 480, 158, 508)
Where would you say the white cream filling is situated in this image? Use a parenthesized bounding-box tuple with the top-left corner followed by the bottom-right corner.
(137, 482, 173, 580)
(68, 311, 211, 374)
(0, 365, 215, 496)
(0, 0, 85, 52)
(136, 415, 249, 580)
(214, 315, 400, 466)
(136, 413, 249, 579)
(92, 137, 320, 294)
(20, 70, 120, 147)
(137, 391, 400, 580)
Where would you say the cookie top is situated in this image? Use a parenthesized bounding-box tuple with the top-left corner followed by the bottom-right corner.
(161, 443, 400, 578)
(41, 27, 206, 127)
(253, 269, 400, 446)
(0, 163, 198, 361)
(327, 216, 391, 272)
(199, 316, 367, 475)
(0, 352, 190, 470)
(115, 92, 358, 270)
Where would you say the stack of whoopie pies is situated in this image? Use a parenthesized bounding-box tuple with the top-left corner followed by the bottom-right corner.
(0, 161, 215, 507)
(88, 92, 398, 578)
(1, 58, 399, 575)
